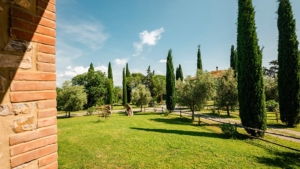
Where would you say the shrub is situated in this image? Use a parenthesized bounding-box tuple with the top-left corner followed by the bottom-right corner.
(211, 108, 216, 114)
(220, 123, 237, 138)
(87, 106, 97, 115)
(266, 100, 279, 112)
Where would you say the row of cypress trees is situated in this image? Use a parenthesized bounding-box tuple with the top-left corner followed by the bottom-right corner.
(237, 0, 299, 136)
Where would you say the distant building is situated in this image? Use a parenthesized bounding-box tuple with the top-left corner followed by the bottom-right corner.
(210, 66, 225, 78)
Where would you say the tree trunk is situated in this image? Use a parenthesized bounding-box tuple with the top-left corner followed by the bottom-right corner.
(68, 111, 71, 117)
(140, 105, 142, 112)
(192, 110, 194, 121)
(226, 105, 230, 116)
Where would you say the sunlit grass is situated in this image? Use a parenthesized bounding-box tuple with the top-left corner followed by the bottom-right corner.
(58, 113, 300, 169)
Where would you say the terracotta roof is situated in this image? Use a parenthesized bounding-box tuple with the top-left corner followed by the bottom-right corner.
(210, 70, 225, 78)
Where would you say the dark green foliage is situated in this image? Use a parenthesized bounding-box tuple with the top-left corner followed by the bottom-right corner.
(230, 45, 236, 71)
(263, 60, 278, 78)
(220, 123, 238, 138)
(105, 79, 113, 106)
(176, 64, 184, 81)
(277, 0, 300, 126)
(197, 45, 202, 70)
(108, 62, 113, 83)
(126, 63, 132, 103)
(85, 63, 107, 108)
(266, 100, 279, 112)
(56, 81, 87, 117)
(237, 0, 266, 137)
(144, 66, 155, 97)
(72, 63, 107, 108)
(176, 67, 179, 80)
(166, 49, 176, 111)
(122, 68, 127, 106)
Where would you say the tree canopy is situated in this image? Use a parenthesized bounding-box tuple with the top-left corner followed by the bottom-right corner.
(57, 81, 87, 117)
(131, 84, 152, 111)
(176, 70, 215, 121)
(166, 49, 176, 111)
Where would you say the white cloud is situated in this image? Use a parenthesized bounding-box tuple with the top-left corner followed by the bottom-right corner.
(95, 65, 108, 74)
(159, 59, 167, 63)
(114, 58, 128, 66)
(139, 27, 165, 45)
(133, 27, 165, 56)
(58, 19, 109, 50)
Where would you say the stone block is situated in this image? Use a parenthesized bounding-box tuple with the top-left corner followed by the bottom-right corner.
(0, 54, 32, 69)
(2, 0, 31, 9)
(12, 116, 36, 133)
(0, 75, 7, 93)
(4, 39, 33, 52)
(12, 160, 37, 169)
(0, 104, 13, 116)
(12, 102, 36, 115)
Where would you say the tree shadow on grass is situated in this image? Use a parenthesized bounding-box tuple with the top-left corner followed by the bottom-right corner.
(245, 138, 300, 168)
(130, 127, 223, 139)
(255, 150, 300, 168)
(134, 112, 160, 116)
(150, 117, 197, 127)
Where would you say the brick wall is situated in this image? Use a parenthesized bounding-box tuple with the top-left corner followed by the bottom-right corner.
(0, 0, 57, 168)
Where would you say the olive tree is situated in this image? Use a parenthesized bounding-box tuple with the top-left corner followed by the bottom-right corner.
(131, 84, 152, 111)
(176, 70, 215, 121)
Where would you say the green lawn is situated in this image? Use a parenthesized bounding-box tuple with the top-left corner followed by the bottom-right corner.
(58, 112, 300, 169)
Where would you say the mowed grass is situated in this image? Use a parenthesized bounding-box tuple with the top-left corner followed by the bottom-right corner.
(58, 113, 300, 169)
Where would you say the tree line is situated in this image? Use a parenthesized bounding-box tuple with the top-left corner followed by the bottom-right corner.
(57, 0, 300, 137)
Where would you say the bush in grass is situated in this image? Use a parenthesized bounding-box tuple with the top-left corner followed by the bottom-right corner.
(220, 123, 237, 138)
(87, 106, 97, 115)
(266, 100, 279, 112)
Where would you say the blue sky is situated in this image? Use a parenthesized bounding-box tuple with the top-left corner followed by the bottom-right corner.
(56, 0, 300, 86)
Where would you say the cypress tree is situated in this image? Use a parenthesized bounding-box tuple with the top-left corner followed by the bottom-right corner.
(237, 0, 266, 137)
(166, 49, 176, 111)
(175, 67, 179, 80)
(106, 79, 113, 105)
(122, 68, 127, 106)
(230, 45, 236, 70)
(108, 62, 113, 84)
(197, 45, 202, 70)
(126, 63, 132, 103)
(178, 64, 183, 81)
(277, 0, 300, 126)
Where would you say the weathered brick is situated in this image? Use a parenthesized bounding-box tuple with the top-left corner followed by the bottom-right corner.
(10, 125, 57, 146)
(37, 8, 56, 21)
(10, 71, 56, 81)
(11, 29, 55, 46)
(11, 8, 55, 29)
(11, 81, 56, 91)
(38, 108, 57, 119)
(38, 0, 56, 13)
(11, 18, 55, 37)
(11, 135, 57, 156)
(38, 116, 57, 128)
(38, 100, 56, 109)
(37, 53, 56, 63)
(37, 62, 56, 72)
(38, 152, 58, 167)
(10, 91, 56, 102)
(40, 161, 58, 169)
(37, 44, 56, 54)
(10, 144, 57, 168)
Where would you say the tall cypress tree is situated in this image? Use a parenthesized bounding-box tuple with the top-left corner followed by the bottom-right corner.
(107, 62, 114, 108)
(178, 64, 183, 81)
(277, 0, 300, 126)
(122, 68, 127, 106)
(230, 45, 236, 70)
(108, 62, 113, 84)
(237, 0, 266, 137)
(166, 49, 176, 111)
(175, 67, 179, 80)
(197, 45, 202, 70)
(126, 63, 132, 103)
(106, 79, 113, 105)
